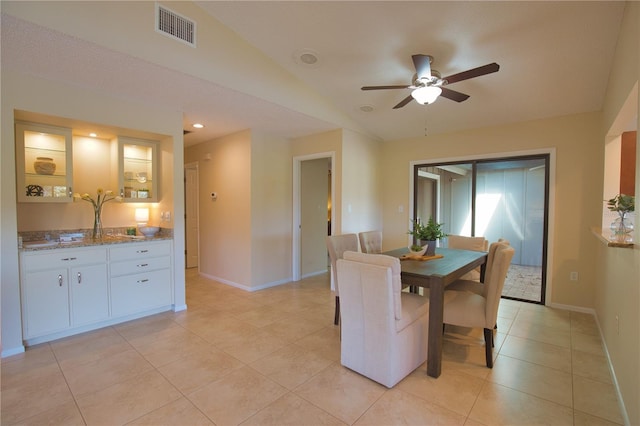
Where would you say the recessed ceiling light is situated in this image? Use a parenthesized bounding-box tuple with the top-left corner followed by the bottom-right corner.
(192, 123, 204, 129)
(89, 133, 97, 137)
(293, 48, 320, 67)
(359, 105, 375, 113)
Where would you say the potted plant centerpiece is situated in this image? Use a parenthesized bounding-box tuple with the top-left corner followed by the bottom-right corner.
(606, 193, 635, 242)
(409, 217, 447, 256)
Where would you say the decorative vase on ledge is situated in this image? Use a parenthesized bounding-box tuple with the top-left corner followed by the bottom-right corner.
(610, 212, 634, 243)
(93, 207, 103, 240)
(606, 194, 635, 244)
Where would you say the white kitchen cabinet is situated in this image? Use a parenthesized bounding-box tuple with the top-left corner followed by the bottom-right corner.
(20, 247, 108, 339)
(22, 267, 70, 338)
(15, 121, 73, 203)
(116, 137, 159, 202)
(19, 240, 173, 344)
(70, 263, 109, 326)
(110, 240, 173, 317)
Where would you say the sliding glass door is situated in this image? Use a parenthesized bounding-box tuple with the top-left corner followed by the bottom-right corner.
(414, 155, 549, 304)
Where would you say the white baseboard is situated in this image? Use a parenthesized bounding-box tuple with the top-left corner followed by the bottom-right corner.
(173, 304, 188, 312)
(301, 269, 328, 279)
(197, 272, 293, 292)
(1, 345, 25, 358)
(592, 311, 631, 426)
(549, 302, 630, 425)
(547, 301, 596, 315)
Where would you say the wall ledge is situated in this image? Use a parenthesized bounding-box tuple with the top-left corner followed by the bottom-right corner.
(591, 227, 636, 249)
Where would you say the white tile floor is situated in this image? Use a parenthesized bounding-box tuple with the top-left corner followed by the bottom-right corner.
(1, 269, 625, 425)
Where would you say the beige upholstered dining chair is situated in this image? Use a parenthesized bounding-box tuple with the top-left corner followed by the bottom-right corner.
(443, 242, 515, 368)
(447, 238, 510, 294)
(326, 234, 359, 325)
(358, 230, 383, 254)
(446, 234, 488, 281)
(337, 251, 429, 388)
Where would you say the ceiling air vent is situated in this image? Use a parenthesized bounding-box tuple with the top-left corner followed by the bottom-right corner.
(155, 4, 196, 47)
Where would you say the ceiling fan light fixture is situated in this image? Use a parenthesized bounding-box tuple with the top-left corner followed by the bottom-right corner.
(411, 86, 442, 105)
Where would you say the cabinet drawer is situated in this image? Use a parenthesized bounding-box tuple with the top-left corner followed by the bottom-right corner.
(109, 241, 171, 261)
(110, 269, 172, 317)
(110, 256, 171, 277)
(22, 247, 107, 271)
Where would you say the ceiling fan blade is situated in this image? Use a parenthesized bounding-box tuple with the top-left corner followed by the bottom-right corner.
(393, 94, 414, 109)
(443, 62, 500, 85)
(361, 85, 410, 90)
(440, 87, 470, 102)
(412, 54, 432, 80)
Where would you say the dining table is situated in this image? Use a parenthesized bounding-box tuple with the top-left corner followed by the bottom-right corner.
(383, 247, 488, 378)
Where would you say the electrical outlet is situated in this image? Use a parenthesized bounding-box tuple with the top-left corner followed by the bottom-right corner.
(570, 272, 578, 281)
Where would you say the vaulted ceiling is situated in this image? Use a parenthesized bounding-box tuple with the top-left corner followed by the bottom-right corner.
(1, 1, 627, 146)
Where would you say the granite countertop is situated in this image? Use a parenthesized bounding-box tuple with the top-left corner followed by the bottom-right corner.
(20, 234, 173, 252)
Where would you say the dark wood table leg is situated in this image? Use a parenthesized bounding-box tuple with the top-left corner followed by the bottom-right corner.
(427, 279, 444, 377)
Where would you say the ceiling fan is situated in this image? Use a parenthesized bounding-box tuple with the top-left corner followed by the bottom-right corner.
(361, 54, 499, 109)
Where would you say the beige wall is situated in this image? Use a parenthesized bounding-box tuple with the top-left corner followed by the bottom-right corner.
(595, 2, 639, 424)
(381, 112, 603, 307)
(291, 128, 382, 239)
(1, 71, 186, 356)
(341, 129, 383, 239)
(251, 132, 293, 286)
(184, 130, 253, 288)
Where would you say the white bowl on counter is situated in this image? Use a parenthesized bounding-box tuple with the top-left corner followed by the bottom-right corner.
(138, 226, 159, 237)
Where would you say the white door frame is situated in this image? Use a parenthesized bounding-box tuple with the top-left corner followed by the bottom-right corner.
(292, 151, 335, 281)
(184, 161, 200, 269)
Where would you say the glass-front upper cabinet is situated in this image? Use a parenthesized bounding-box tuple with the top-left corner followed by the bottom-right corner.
(15, 121, 73, 203)
(117, 137, 159, 203)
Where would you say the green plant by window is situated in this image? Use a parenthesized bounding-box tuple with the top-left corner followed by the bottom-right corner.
(606, 194, 635, 213)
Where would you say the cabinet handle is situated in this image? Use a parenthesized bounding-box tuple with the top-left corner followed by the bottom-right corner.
(58, 274, 63, 287)
(61, 257, 77, 261)
(137, 263, 149, 268)
(137, 279, 149, 284)
(77, 272, 82, 284)
(136, 250, 149, 254)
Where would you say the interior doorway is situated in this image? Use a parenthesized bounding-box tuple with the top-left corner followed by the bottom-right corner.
(292, 152, 335, 281)
(184, 162, 199, 269)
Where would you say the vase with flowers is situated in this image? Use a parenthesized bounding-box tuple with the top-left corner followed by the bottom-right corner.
(74, 189, 122, 239)
(606, 194, 635, 243)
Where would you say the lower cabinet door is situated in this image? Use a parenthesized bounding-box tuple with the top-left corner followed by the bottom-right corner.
(110, 269, 172, 317)
(70, 264, 109, 326)
(23, 268, 70, 338)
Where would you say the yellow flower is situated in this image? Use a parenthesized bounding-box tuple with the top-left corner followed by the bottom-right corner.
(75, 189, 121, 211)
